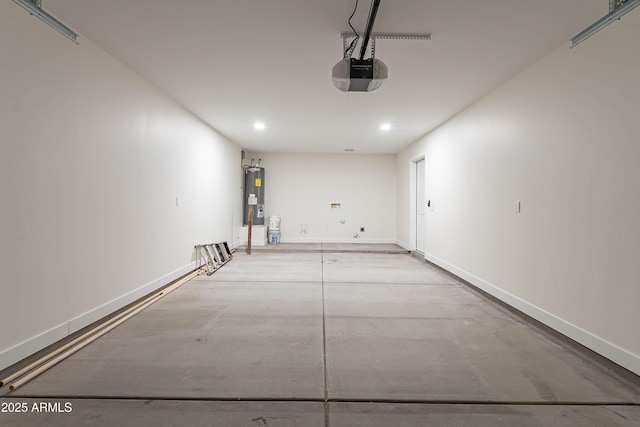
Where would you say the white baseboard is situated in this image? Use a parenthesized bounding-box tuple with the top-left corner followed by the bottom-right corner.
(0, 323, 69, 374)
(395, 240, 411, 251)
(0, 262, 196, 372)
(281, 237, 397, 244)
(424, 252, 640, 376)
(68, 262, 196, 334)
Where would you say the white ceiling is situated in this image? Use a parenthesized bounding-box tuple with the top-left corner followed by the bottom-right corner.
(46, 0, 607, 154)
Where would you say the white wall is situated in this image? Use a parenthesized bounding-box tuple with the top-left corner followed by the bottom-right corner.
(244, 153, 396, 243)
(397, 12, 640, 375)
(0, 2, 242, 370)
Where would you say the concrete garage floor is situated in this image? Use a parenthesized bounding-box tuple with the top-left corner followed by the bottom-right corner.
(1, 244, 639, 426)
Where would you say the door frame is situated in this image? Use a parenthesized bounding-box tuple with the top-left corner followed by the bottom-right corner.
(410, 156, 426, 253)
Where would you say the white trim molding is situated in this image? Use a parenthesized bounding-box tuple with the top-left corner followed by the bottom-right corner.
(424, 252, 640, 376)
(0, 262, 196, 371)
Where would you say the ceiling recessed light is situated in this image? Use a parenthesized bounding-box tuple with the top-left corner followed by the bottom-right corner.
(379, 123, 392, 132)
(253, 122, 266, 131)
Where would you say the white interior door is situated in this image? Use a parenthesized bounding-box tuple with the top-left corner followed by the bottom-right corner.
(416, 159, 426, 253)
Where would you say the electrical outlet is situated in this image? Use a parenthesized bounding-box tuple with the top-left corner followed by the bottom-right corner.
(360, 227, 365, 232)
